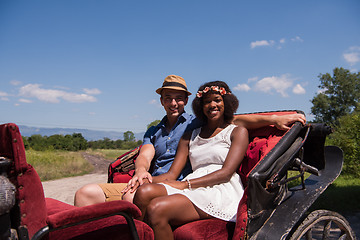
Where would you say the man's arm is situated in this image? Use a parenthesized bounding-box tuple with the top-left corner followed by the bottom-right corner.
(233, 113, 306, 130)
(122, 144, 155, 193)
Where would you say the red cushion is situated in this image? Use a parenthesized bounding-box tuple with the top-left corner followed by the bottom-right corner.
(45, 199, 154, 240)
(112, 170, 134, 183)
(49, 217, 154, 240)
(173, 219, 234, 240)
(46, 198, 76, 215)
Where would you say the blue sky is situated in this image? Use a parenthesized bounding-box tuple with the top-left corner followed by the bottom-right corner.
(1, 1, 359, 133)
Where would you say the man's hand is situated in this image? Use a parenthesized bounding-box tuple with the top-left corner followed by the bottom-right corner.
(121, 170, 153, 193)
(273, 113, 306, 131)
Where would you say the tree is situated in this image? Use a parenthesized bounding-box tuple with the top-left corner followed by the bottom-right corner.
(326, 110, 360, 177)
(22, 136, 30, 150)
(147, 120, 161, 129)
(72, 133, 88, 150)
(123, 131, 135, 142)
(28, 134, 47, 151)
(311, 67, 360, 126)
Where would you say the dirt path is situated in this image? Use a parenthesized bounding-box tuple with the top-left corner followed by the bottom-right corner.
(42, 152, 111, 205)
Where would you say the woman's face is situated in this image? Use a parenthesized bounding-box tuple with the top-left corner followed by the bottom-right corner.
(202, 92, 225, 121)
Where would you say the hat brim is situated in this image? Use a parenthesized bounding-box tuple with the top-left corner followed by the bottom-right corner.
(156, 86, 192, 95)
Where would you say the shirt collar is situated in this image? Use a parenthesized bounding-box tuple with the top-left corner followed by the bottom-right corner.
(159, 111, 190, 129)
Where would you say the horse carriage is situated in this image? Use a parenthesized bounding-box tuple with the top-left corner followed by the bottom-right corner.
(0, 110, 356, 239)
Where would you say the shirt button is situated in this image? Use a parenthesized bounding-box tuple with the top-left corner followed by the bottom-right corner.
(167, 149, 170, 152)
(168, 137, 171, 140)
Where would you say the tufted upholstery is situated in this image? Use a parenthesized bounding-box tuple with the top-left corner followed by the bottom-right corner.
(0, 123, 154, 240)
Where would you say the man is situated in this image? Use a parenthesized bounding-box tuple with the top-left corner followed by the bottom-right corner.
(74, 75, 306, 207)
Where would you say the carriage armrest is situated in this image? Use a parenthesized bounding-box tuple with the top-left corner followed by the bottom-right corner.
(46, 200, 141, 228)
(250, 146, 343, 240)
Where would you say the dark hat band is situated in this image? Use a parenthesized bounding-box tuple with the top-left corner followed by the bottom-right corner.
(162, 81, 188, 91)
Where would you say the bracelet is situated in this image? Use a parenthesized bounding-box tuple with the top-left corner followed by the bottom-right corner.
(186, 179, 192, 190)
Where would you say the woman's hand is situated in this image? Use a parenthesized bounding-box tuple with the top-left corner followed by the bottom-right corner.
(273, 113, 306, 130)
(161, 179, 188, 190)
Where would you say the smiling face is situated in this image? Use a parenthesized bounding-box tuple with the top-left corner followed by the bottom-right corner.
(202, 92, 225, 122)
(160, 89, 188, 119)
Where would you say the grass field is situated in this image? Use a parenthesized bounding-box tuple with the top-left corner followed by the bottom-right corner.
(311, 175, 360, 213)
(26, 149, 131, 181)
(85, 149, 130, 161)
(26, 149, 94, 181)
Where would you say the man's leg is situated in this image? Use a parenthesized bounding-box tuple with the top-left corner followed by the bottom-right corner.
(74, 183, 127, 207)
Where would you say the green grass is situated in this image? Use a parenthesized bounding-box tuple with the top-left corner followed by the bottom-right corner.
(310, 175, 360, 213)
(86, 149, 130, 160)
(287, 171, 360, 213)
(26, 149, 131, 181)
(26, 149, 94, 181)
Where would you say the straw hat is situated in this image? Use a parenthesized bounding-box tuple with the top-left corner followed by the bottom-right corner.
(156, 75, 192, 95)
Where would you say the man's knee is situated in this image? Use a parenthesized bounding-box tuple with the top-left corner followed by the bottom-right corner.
(122, 190, 136, 203)
(74, 184, 105, 207)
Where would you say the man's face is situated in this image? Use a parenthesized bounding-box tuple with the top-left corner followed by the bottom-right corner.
(160, 89, 188, 118)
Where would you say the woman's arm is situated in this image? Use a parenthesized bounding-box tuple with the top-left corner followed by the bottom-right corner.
(152, 131, 192, 184)
(167, 126, 249, 190)
(233, 113, 306, 130)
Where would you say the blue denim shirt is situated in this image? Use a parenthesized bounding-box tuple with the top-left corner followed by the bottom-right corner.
(143, 112, 202, 180)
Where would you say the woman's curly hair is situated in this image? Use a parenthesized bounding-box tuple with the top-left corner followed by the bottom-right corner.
(192, 81, 239, 124)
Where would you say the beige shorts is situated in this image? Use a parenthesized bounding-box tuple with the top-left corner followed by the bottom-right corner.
(98, 183, 128, 202)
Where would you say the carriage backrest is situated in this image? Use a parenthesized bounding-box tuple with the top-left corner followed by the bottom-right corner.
(232, 110, 304, 239)
(0, 123, 48, 239)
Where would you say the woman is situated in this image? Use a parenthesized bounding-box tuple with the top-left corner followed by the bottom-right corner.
(133, 81, 249, 240)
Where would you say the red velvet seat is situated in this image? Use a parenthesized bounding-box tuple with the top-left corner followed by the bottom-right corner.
(0, 123, 154, 240)
(172, 110, 303, 240)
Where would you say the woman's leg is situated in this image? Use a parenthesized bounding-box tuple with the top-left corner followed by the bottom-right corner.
(133, 183, 168, 221)
(146, 194, 213, 240)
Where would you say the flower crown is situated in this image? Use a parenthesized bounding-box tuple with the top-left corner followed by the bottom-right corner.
(196, 86, 230, 98)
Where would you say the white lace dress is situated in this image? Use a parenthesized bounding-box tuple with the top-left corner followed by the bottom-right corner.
(161, 124, 244, 222)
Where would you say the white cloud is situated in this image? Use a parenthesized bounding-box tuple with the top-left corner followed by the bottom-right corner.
(10, 80, 22, 86)
(233, 83, 251, 92)
(0, 91, 9, 101)
(149, 99, 157, 105)
(254, 74, 293, 97)
(292, 84, 306, 95)
(317, 88, 327, 94)
(250, 40, 274, 49)
(248, 77, 258, 82)
(83, 88, 101, 95)
(19, 84, 98, 103)
(0, 91, 8, 97)
(343, 46, 360, 66)
(291, 36, 304, 42)
(251, 36, 303, 49)
(19, 98, 32, 103)
(149, 99, 162, 108)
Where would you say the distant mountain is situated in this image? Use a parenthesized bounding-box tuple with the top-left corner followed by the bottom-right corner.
(18, 125, 145, 141)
